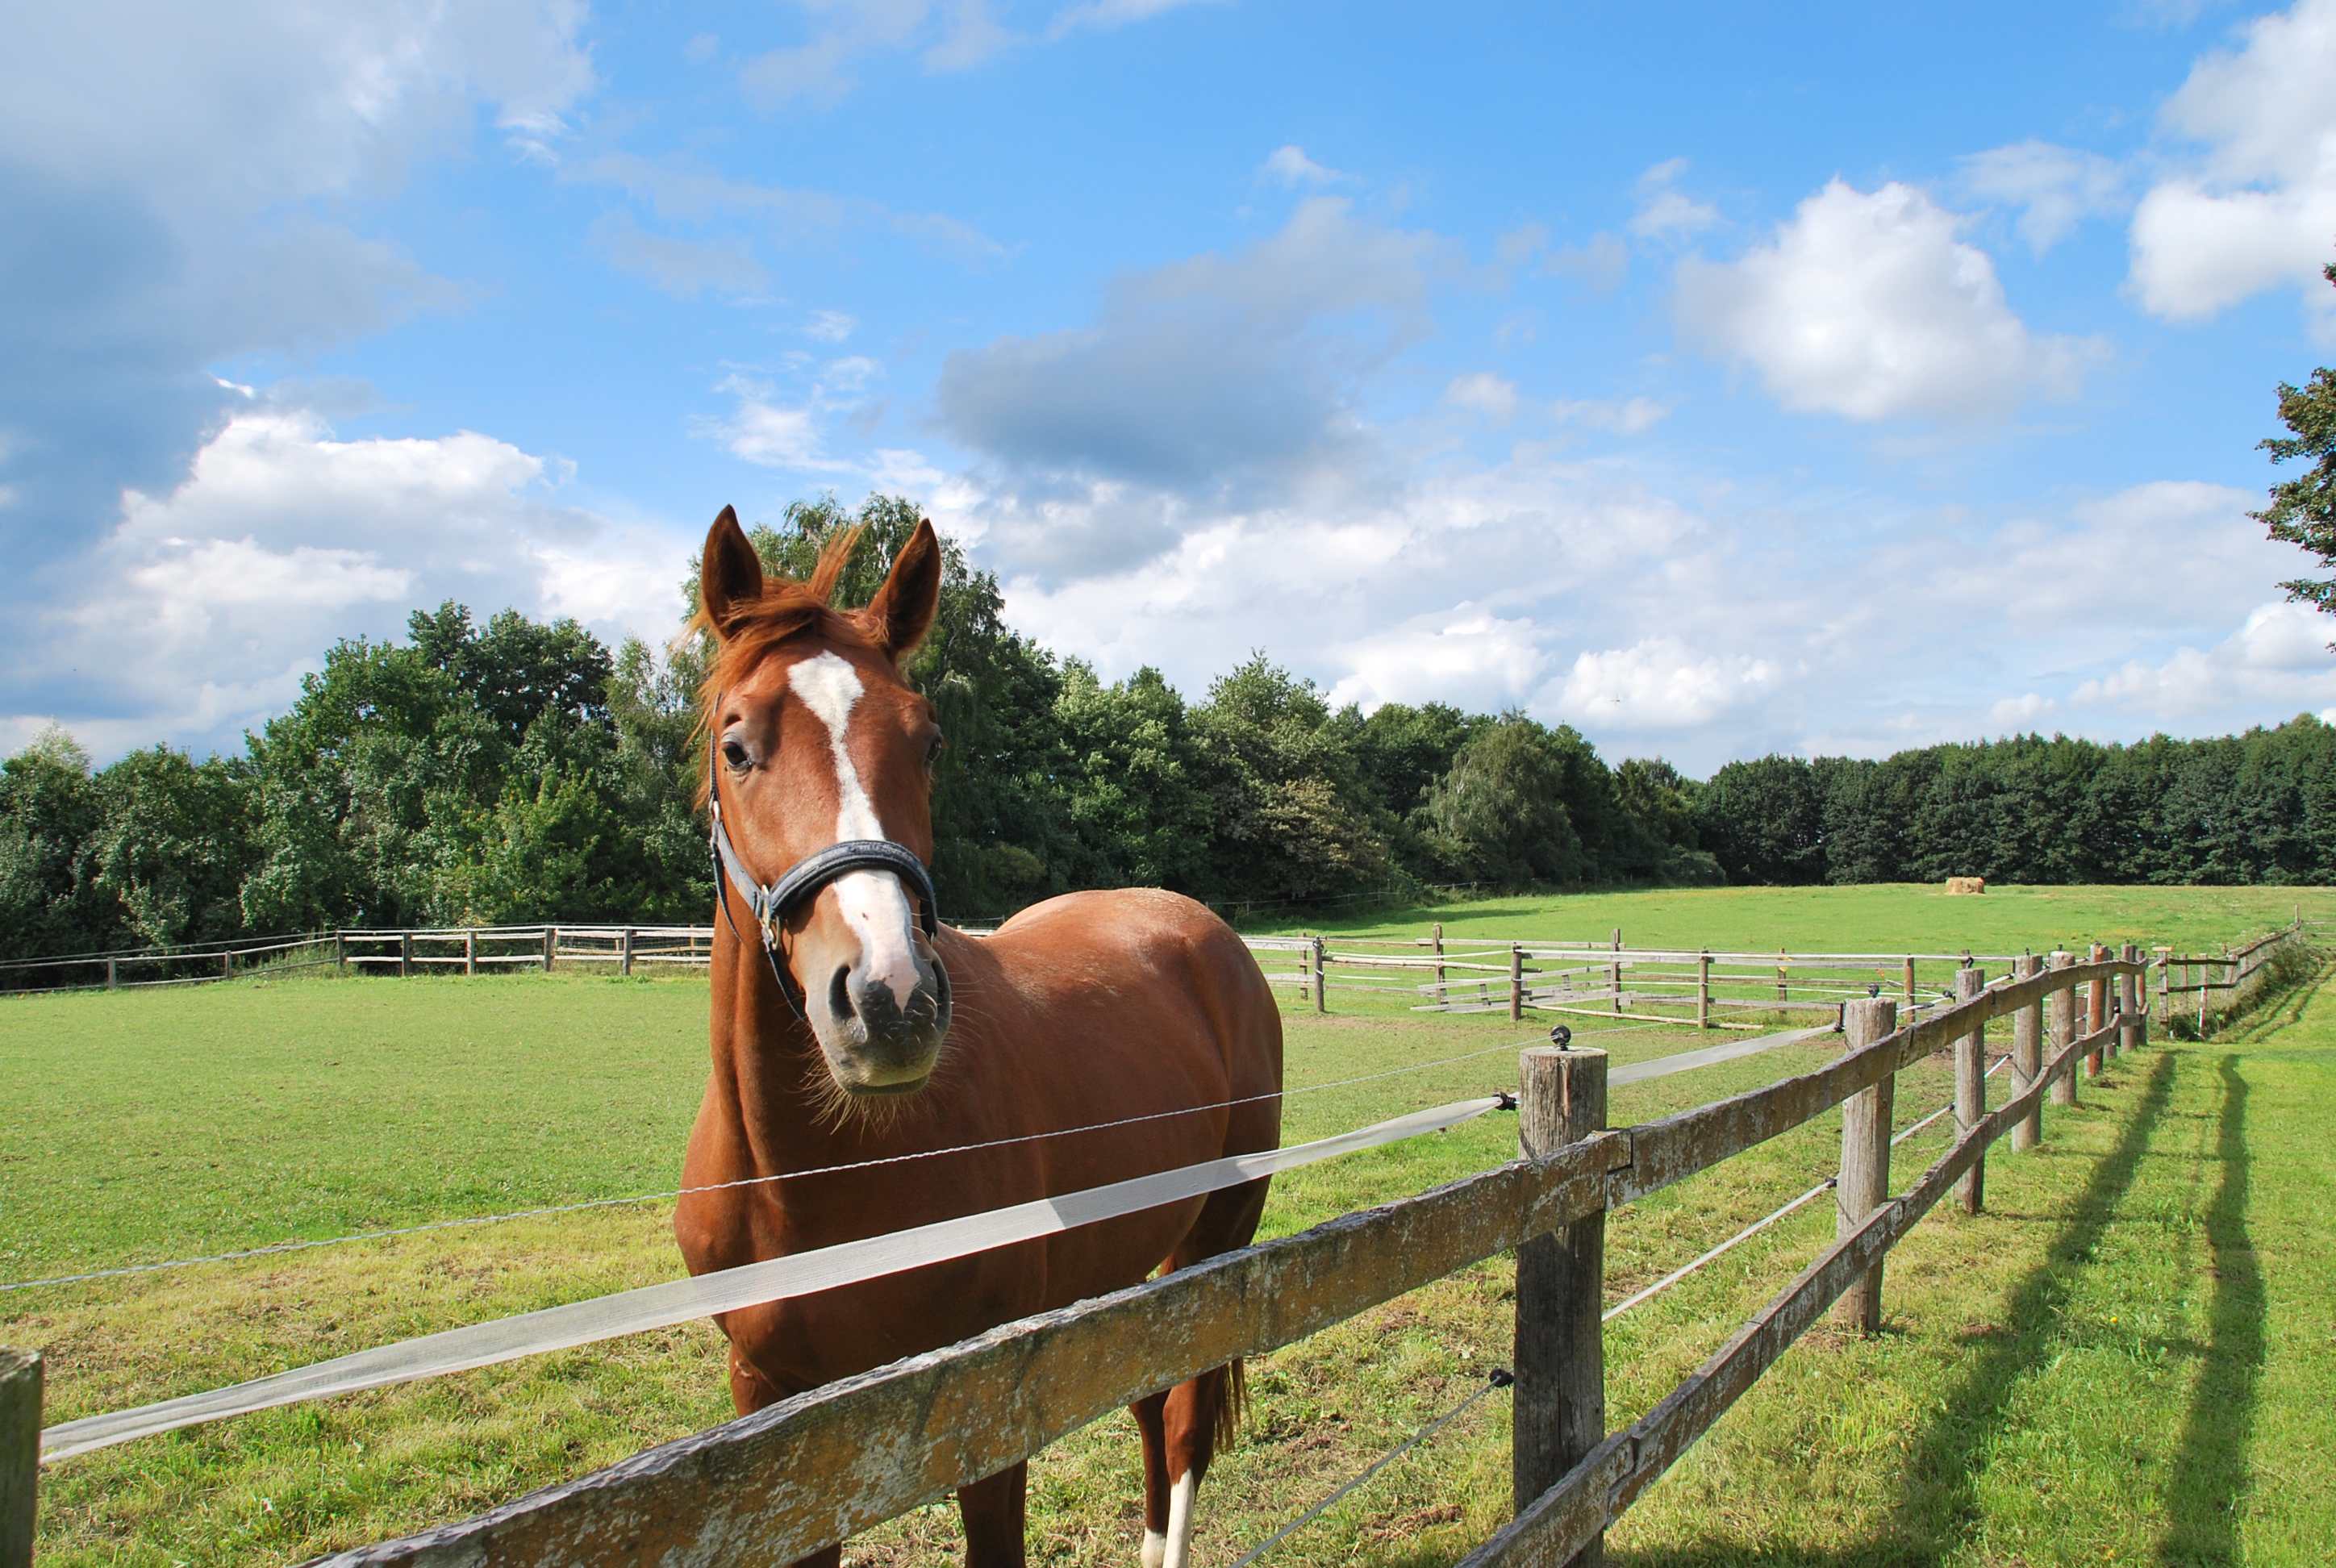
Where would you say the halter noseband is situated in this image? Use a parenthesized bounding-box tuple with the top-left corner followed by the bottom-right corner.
(707, 712, 940, 1019)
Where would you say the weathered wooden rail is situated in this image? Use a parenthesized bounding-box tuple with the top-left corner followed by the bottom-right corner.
(0, 953, 2151, 1566)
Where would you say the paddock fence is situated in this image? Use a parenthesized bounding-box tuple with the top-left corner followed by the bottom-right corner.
(2150, 916, 2315, 1036)
(2, 946, 2164, 1567)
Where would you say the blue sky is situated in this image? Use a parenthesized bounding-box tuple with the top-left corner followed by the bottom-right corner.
(6, 0, 2336, 774)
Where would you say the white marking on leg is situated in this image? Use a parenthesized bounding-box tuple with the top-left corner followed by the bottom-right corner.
(1162, 1470, 1196, 1568)
(787, 651, 920, 1006)
(1141, 1529, 1166, 1568)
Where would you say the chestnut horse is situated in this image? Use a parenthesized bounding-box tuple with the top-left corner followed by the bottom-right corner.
(674, 507, 1284, 1568)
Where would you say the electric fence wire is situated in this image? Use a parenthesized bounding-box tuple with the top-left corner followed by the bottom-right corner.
(4, 1021, 1679, 1295)
(1225, 1052, 2022, 1565)
(1226, 1368, 1516, 1568)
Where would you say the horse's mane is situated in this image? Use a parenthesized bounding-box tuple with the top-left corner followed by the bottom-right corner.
(689, 526, 873, 803)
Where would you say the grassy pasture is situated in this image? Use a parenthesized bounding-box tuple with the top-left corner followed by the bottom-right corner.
(1262, 880, 2334, 960)
(3, 885, 2330, 1564)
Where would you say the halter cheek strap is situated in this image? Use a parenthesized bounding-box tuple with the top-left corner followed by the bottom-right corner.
(707, 715, 941, 1020)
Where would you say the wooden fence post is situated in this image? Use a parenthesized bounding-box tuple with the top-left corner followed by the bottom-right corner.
(398, 932, 413, 979)
(1777, 947, 1789, 1005)
(2012, 953, 2044, 1152)
(1432, 922, 1445, 1008)
(544, 926, 557, 974)
(1955, 965, 1986, 1215)
(1509, 945, 1524, 1024)
(2046, 952, 2079, 1105)
(1697, 949, 1712, 1030)
(1514, 1045, 1608, 1567)
(105, 957, 117, 990)
(1902, 956, 1915, 1007)
(2084, 944, 2109, 1077)
(621, 928, 636, 978)
(2, 1347, 39, 1568)
(2121, 945, 2146, 1055)
(1836, 999, 1896, 1333)
(1609, 929, 1622, 1015)
(2154, 947, 2170, 1023)
(463, 929, 476, 978)
(220, 950, 231, 982)
(335, 931, 347, 972)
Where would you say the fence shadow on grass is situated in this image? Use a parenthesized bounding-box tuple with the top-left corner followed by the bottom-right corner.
(1879, 1049, 2181, 1566)
(1600, 1055, 2181, 1568)
(2155, 1056, 2263, 1567)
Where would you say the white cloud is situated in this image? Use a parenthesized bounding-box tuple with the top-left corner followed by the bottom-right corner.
(1675, 179, 2095, 422)
(1552, 396, 1669, 435)
(695, 357, 903, 474)
(1325, 610, 1553, 713)
(1048, 0, 1226, 40)
(935, 197, 1460, 571)
(590, 211, 769, 298)
(1260, 145, 1353, 188)
(1548, 640, 1783, 731)
(578, 152, 1005, 265)
(13, 403, 690, 760)
(1537, 232, 1629, 292)
(1445, 373, 1520, 423)
(807, 309, 860, 341)
(1629, 160, 1720, 240)
(0, 0, 598, 706)
(2129, 0, 2336, 327)
(1957, 140, 2128, 253)
(2067, 602, 2336, 719)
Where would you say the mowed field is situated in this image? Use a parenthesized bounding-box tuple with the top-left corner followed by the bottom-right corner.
(3, 883, 2331, 1566)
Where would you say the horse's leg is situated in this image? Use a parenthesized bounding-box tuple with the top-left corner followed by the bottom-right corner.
(957, 1461, 1029, 1568)
(1149, 1178, 1274, 1568)
(730, 1345, 850, 1568)
(1129, 1388, 1172, 1568)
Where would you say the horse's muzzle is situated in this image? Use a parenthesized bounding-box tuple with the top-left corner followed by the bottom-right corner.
(811, 945, 952, 1095)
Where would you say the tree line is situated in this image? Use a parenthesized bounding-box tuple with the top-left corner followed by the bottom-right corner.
(6, 494, 2336, 963)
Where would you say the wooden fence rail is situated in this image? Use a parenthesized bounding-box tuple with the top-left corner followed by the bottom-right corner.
(0, 956, 2164, 1568)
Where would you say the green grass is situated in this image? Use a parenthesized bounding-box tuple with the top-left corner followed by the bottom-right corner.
(6, 894, 2333, 1565)
(1261, 882, 2334, 961)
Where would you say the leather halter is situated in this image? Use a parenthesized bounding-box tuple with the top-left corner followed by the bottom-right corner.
(706, 711, 940, 1019)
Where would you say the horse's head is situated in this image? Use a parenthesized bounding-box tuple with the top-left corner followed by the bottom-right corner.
(696, 505, 952, 1099)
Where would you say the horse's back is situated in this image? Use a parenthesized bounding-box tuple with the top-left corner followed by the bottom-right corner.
(964, 887, 1282, 1103)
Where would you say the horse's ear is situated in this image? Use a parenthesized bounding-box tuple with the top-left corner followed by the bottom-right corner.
(862, 519, 942, 662)
(699, 506, 764, 636)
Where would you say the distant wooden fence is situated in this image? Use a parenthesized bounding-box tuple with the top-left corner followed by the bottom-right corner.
(1247, 928, 2036, 1029)
(1, 950, 2163, 1566)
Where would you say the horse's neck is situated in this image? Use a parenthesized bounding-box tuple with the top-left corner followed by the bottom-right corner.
(708, 925, 873, 1176)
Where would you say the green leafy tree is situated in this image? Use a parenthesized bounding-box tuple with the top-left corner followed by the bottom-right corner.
(0, 726, 120, 959)
(1421, 716, 1585, 888)
(1695, 754, 1825, 885)
(1053, 661, 1212, 890)
(1190, 655, 1391, 903)
(88, 746, 255, 947)
(2255, 262, 2336, 618)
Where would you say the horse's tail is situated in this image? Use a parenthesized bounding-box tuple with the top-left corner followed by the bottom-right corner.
(1214, 1357, 1247, 1452)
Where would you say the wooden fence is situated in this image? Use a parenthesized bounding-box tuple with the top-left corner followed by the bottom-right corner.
(0, 948, 2166, 1566)
(1246, 928, 2037, 1029)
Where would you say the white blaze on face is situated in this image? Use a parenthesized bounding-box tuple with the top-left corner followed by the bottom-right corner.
(787, 651, 922, 1008)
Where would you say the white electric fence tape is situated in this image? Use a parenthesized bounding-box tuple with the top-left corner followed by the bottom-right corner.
(1607, 1024, 1833, 1086)
(8, 1024, 1675, 1296)
(40, 1095, 1500, 1463)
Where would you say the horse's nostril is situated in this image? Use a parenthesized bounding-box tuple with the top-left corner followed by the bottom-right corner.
(828, 966, 855, 1021)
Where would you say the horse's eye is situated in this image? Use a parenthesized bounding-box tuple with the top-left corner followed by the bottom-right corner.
(722, 737, 750, 771)
(925, 733, 945, 767)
